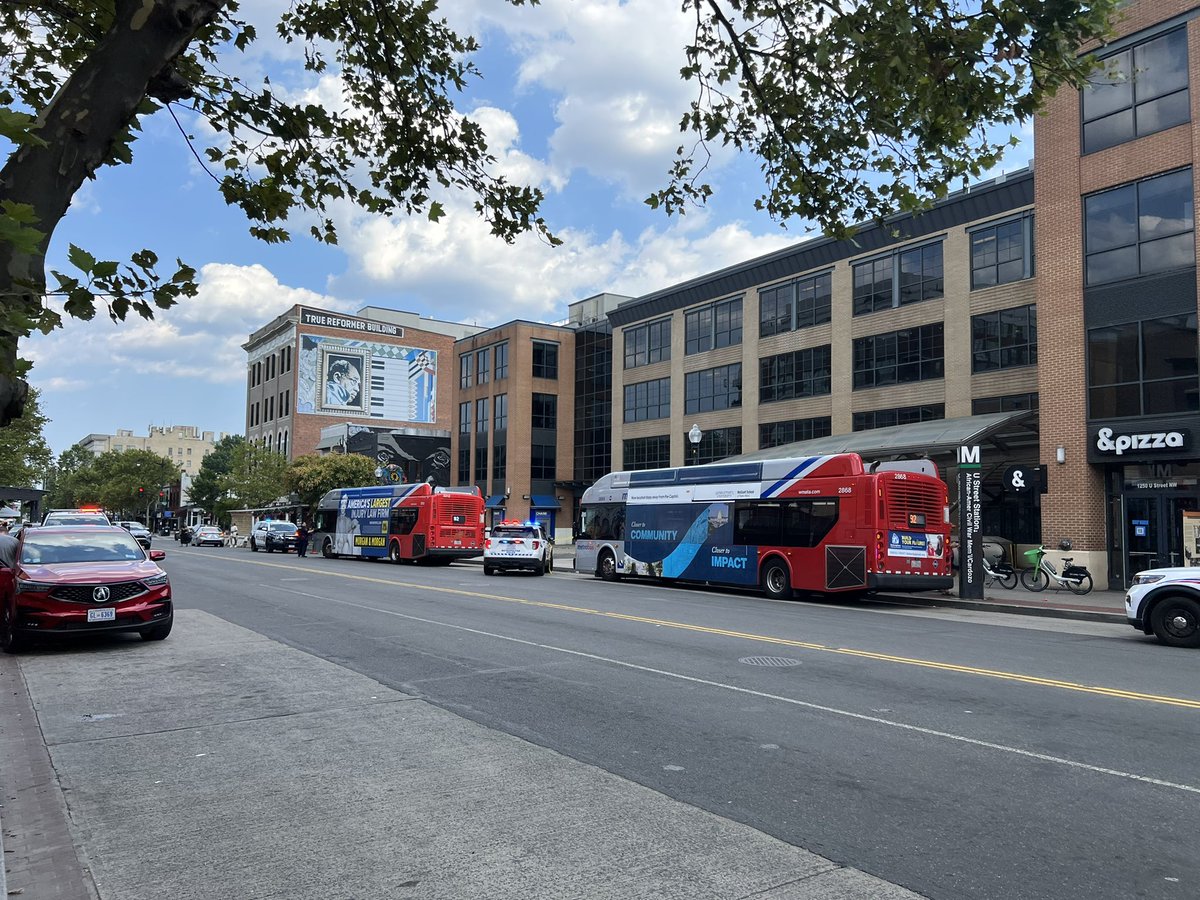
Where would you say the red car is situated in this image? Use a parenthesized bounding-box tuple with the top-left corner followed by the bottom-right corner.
(1, 525, 173, 652)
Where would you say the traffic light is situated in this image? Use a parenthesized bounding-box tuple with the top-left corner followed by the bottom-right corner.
(138, 487, 144, 496)
(159, 491, 165, 500)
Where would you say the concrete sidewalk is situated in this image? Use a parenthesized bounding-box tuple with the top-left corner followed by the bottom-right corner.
(1, 611, 923, 900)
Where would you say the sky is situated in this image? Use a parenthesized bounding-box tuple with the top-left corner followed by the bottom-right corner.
(22, 0, 1034, 455)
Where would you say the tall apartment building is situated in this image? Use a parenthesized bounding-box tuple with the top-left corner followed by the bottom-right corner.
(243, 306, 483, 478)
(449, 294, 629, 540)
(76, 426, 227, 476)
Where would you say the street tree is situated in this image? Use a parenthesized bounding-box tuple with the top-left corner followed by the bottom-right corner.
(0, 1, 1123, 426)
(285, 452, 379, 513)
(188, 434, 245, 517)
(650, 0, 1120, 237)
(0, 385, 51, 486)
(42, 442, 98, 509)
(0, 0, 553, 425)
(223, 442, 289, 511)
(86, 448, 179, 519)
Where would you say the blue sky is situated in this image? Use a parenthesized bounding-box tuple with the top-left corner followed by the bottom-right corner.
(23, 0, 1033, 455)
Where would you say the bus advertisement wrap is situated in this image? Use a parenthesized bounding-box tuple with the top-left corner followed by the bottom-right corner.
(624, 502, 757, 585)
(334, 486, 398, 556)
(887, 530, 945, 559)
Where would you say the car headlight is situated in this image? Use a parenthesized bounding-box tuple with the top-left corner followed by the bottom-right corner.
(142, 573, 169, 586)
(15, 579, 54, 593)
(1132, 573, 1166, 586)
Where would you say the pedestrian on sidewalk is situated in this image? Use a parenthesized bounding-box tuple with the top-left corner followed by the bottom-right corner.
(295, 521, 311, 558)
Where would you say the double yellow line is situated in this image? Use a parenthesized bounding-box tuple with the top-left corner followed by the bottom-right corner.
(181, 550, 1200, 710)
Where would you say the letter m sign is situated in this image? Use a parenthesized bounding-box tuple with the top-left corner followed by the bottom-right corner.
(958, 445, 980, 465)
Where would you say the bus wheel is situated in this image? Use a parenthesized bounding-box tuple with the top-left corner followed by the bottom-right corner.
(388, 542, 402, 564)
(761, 559, 792, 600)
(322, 539, 334, 559)
(598, 551, 619, 581)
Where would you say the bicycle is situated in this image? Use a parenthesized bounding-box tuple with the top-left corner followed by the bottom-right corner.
(982, 555, 1017, 589)
(1020, 540, 1093, 595)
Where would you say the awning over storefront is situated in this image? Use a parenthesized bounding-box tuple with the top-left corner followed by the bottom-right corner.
(728, 410, 1037, 463)
(484, 495, 507, 509)
(530, 494, 561, 508)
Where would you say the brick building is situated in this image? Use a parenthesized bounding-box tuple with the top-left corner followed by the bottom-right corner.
(449, 295, 629, 541)
(605, 0, 1200, 590)
(243, 306, 482, 478)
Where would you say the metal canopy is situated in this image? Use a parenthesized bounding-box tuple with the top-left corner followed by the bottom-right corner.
(727, 410, 1037, 463)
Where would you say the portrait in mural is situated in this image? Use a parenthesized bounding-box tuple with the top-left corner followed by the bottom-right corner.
(318, 345, 369, 413)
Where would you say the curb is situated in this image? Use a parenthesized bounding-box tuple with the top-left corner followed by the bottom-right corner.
(869, 592, 1126, 624)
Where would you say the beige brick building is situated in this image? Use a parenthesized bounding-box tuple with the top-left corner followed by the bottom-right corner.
(78, 426, 227, 476)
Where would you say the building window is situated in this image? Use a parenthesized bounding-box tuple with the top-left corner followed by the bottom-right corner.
(852, 243, 943, 315)
(1084, 168, 1194, 286)
(531, 393, 557, 430)
(493, 444, 507, 480)
(685, 297, 742, 355)
(624, 377, 671, 423)
(759, 346, 832, 404)
(494, 342, 509, 380)
(494, 393, 507, 431)
(475, 445, 488, 483)
(852, 323, 944, 389)
(531, 443, 556, 480)
(971, 214, 1034, 289)
(853, 405, 945, 431)
(476, 398, 488, 433)
(532, 340, 559, 379)
(1082, 27, 1189, 155)
(972, 393, 1039, 415)
(624, 318, 671, 369)
(458, 402, 471, 433)
(623, 435, 671, 471)
(685, 363, 742, 414)
(459, 353, 472, 389)
(971, 305, 1037, 372)
(458, 440, 471, 484)
(1088, 314, 1200, 418)
(477, 347, 491, 385)
(690, 427, 743, 465)
(759, 272, 832, 338)
(759, 417, 833, 449)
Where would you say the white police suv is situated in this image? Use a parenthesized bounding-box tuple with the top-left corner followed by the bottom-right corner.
(1125, 568, 1200, 647)
(483, 521, 553, 576)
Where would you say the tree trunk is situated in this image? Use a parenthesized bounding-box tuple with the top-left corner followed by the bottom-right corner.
(0, 0, 227, 425)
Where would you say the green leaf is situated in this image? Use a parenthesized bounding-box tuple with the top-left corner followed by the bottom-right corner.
(67, 244, 97, 274)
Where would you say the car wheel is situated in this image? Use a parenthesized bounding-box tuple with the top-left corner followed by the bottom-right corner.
(1150, 595, 1200, 648)
(484, 565, 495, 576)
(140, 619, 173, 642)
(535, 559, 546, 576)
(761, 558, 792, 600)
(597, 550, 620, 581)
(265, 542, 274, 553)
(389, 542, 403, 564)
(1, 600, 26, 654)
(322, 538, 334, 559)
(250, 539, 258, 552)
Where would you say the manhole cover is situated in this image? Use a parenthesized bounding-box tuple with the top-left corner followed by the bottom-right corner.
(738, 656, 801, 668)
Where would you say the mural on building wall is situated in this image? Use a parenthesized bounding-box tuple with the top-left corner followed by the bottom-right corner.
(297, 334, 437, 422)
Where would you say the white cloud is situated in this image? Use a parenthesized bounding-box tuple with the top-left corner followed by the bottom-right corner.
(28, 264, 357, 386)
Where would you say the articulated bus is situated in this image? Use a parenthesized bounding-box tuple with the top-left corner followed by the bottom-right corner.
(574, 453, 952, 598)
(311, 483, 484, 565)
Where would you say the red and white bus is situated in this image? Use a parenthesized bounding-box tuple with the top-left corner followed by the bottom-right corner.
(574, 453, 952, 598)
(311, 483, 484, 564)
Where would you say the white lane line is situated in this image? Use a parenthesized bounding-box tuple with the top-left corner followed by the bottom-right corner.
(263, 584, 1200, 797)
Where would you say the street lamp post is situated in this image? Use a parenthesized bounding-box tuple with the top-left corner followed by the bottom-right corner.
(688, 424, 703, 466)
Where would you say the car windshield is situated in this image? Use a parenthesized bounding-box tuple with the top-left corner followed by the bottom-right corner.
(21, 531, 146, 564)
(45, 515, 109, 526)
(494, 527, 538, 539)
(269, 523, 296, 533)
(198, 527, 219, 534)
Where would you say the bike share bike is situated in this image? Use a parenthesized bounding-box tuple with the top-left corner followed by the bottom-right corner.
(982, 554, 1017, 589)
(1020, 539, 1094, 595)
